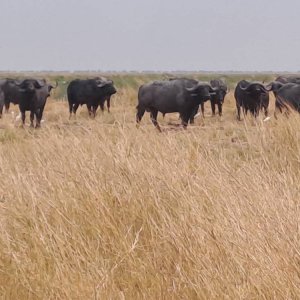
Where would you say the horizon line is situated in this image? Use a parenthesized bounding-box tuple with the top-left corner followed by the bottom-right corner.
(0, 70, 300, 74)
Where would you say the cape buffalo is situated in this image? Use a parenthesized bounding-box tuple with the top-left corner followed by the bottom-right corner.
(16, 79, 49, 127)
(209, 79, 228, 116)
(266, 81, 285, 98)
(275, 76, 300, 84)
(234, 80, 271, 120)
(190, 79, 227, 121)
(0, 79, 20, 115)
(33, 80, 58, 127)
(268, 78, 300, 112)
(136, 78, 213, 131)
(67, 78, 117, 118)
(0, 89, 4, 118)
(270, 82, 300, 114)
(165, 78, 216, 124)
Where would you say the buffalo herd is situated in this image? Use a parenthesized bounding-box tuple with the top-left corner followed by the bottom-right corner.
(0, 75, 300, 129)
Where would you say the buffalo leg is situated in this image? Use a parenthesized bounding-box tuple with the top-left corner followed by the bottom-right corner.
(211, 101, 216, 116)
(189, 105, 198, 124)
(72, 103, 79, 114)
(136, 105, 145, 124)
(237, 104, 242, 121)
(36, 108, 43, 128)
(274, 106, 279, 119)
(243, 107, 253, 118)
(107, 97, 111, 113)
(35, 112, 40, 128)
(70, 103, 79, 119)
(4, 102, 10, 113)
(264, 106, 268, 117)
(0, 92, 4, 117)
(181, 115, 189, 129)
(201, 103, 205, 118)
(253, 107, 259, 118)
(100, 102, 104, 112)
(30, 111, 35, 127)
(150, 109, 161, 132)
(68, 102, 73, 119)
(218, 103, 222, 116)
(21, 111, 26, 126)
(92, 105, 98, 118)
(87, 104, 92, 117)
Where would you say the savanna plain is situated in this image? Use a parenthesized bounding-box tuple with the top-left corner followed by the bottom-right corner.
(0, 72, 300, 299)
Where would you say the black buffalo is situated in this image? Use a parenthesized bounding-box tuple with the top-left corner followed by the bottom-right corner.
(32, 80, 57, 127)
(67, 78, 117, 118)
(268, 78, 300, 113)
(0, 79, 21, 116)
(269, 82, 300, 114)
(0, 88, 4, 118)
(234, 80, 271, 120)
(165, 78, 216, 124)
(191, 79, 228, 121)
(274, 76, 300, 84)
(209, 79, 228, 116)
(267, 81, 285, 98)
(16, 79, 52, 127)
(136, 78, 213, 131)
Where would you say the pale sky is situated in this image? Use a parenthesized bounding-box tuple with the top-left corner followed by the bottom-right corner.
(0, 0, 299, 72)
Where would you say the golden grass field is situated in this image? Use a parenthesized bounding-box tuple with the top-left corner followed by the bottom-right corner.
(0, 73, 300, 299)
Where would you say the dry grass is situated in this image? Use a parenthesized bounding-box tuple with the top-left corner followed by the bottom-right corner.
(0, 77, 300, 299)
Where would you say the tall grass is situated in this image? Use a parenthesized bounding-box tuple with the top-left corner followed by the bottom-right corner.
(0, 74, 300, 299)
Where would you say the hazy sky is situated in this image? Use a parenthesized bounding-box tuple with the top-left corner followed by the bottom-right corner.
(0, 0, 299, 72)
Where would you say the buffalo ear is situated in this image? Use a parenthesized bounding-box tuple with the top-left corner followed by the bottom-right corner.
(48, 85, 54, 92)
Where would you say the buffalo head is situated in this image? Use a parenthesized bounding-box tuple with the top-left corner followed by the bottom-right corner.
(186, 82, 215, 103)
(212, 85, 227, 104)
(95, 78, 117, 95)
(265, 81, 286, 97)
(15, 79, 45, 93)
(239, 82, 271, 96)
